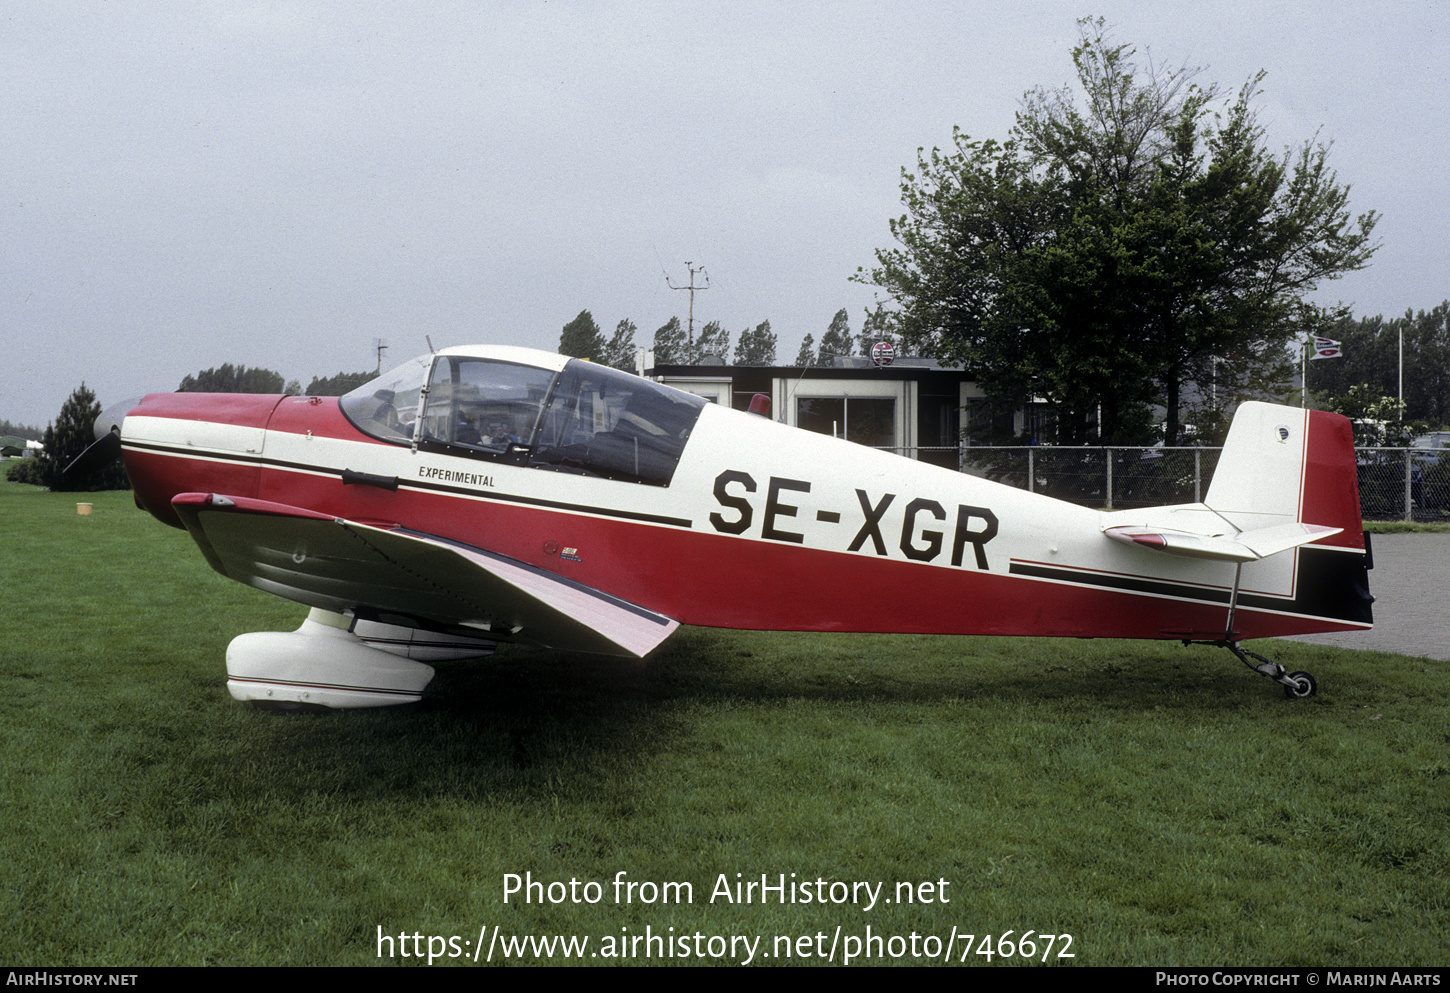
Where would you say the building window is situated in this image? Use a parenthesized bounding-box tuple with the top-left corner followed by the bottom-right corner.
(796, 397, 896, 448)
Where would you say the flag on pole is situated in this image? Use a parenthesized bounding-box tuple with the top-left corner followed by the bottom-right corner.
(1310, 335, 1343, 359)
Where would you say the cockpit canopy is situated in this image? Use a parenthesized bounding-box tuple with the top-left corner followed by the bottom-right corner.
(340, 347, 706, 486)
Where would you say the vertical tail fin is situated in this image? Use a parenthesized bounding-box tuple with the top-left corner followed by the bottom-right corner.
(1206, 401, 1372, 633)
(1206, 401, 1365, 551)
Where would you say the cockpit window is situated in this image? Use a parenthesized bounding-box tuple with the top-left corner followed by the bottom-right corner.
(417, 356, 556, 463)
(340, 354, 557, 456)
(339, 353, 432, 444)
(530, 360, 705, 485)
(417, 357, 555, 459)
(341, 352, 704, 485)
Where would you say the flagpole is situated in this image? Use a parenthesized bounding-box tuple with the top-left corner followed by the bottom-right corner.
(1302, 338, 1307, 408)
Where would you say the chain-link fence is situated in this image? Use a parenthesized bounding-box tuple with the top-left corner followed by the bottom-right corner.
(956, 446, 1224, 510)
(874, 444, 1448, 522)
(1354, 449, 1450, 522)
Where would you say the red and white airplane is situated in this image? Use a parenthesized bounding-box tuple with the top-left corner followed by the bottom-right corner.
(80, 345, 1372, 708)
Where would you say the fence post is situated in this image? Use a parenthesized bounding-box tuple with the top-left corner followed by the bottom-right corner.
(1105, 449, 1114, 511)
(1028, 448, 1035, 494)
(1405, 449, 1414, 522)
(1194, 449, 1202, 503)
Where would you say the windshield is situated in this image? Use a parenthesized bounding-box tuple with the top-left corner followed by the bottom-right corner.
(339, 353, 432, 444)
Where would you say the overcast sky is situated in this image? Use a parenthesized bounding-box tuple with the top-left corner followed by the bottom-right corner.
(5, 0, 1446, 430)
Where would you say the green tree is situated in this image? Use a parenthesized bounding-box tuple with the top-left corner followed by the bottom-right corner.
(652, 317, 687, 364)
(17, 383, 129, 491)
(856, 304, 900, 359)
(1319, 384, 1421, 447)
(696, 320, 731, 363)
(818, 309, 852, 365)
(1308, 304, 1450, 426)
(304, 371, 374, 396)
(858, 18, 1378, 443)
(604, 318, 638, 371)
(734, 320, 777, 366)
(1401, 304, 1450, 425)
(178, 364, 286, 393)
(558, 310, 605, 361)
(793, 334, 816, 367)
(0, 418, 42, 441)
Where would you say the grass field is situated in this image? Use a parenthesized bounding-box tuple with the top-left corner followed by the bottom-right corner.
(1365, 521, 1450, 534)
(1, 479, 1446, 967)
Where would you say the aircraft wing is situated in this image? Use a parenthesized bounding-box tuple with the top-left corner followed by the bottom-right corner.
(170, 492, 679, 657)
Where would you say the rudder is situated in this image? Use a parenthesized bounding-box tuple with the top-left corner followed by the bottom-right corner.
(1206, 402, 1365, 551)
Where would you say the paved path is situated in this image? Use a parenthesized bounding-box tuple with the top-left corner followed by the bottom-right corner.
(1282, 534, 1449, 660)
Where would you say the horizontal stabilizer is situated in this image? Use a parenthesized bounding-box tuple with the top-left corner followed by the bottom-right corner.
(1104, 522, 1341, 562)
(171, 492, 679, 657)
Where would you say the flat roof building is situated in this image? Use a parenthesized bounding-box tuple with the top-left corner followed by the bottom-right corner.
(647, 355, 1049, 467)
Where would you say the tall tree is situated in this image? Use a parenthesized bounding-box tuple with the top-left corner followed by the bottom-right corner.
(558, 309, 605, 361)
(817, 309, 852, 365)
(793, 334, 816, 367)
(1404, 304, 1450, 425)
(856, 304, 900, 359)
(305, 371, 374, 396)
(734, 320, 777, 366)
(0, 418, 42, 441)
(178, 364, 285, 393)
(652, 317, 687, 364)
(25, 383, 128, 491)
(604, 318, 638, 371)
(858, 17, 1378, 443)
(1307, 303, 1450, 426)
(696, 320, 731, 362)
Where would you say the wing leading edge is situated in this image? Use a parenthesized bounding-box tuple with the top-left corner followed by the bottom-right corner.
(171, 492, 679, 657)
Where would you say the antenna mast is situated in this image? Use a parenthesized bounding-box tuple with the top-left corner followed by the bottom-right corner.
(666, 262, 710, 361)
(373, 337, 389, 373)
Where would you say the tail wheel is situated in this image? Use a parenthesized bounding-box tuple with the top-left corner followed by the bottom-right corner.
(1283, 670, 1317, 699)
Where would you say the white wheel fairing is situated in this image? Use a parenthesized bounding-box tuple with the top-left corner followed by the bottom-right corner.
(226, 612, 435, 709)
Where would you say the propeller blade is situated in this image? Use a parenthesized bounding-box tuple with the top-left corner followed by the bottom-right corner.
(62, 430, 123, 481)
(61, 397, 142, 483)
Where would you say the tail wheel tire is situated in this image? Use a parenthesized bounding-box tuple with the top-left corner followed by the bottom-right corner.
(1284, 671, 1317, 699)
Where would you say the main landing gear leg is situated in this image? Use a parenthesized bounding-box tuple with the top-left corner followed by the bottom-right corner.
(1218, 641, 1318, 699)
